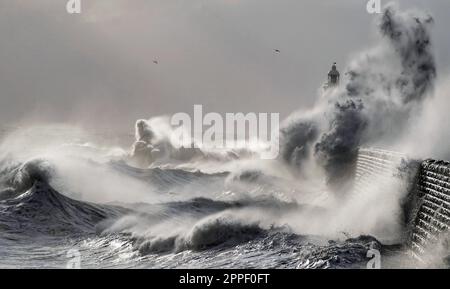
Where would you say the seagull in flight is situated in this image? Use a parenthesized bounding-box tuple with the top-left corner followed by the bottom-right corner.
(274, 49, 280, 53)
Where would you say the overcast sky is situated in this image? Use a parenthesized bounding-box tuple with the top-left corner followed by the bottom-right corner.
(1, 0, 449, 131)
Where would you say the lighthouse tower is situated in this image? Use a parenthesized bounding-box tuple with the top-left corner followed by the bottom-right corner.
(327, 62, 340, 87)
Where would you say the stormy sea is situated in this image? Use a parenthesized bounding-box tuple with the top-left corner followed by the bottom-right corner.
(0, 6, 448, 269)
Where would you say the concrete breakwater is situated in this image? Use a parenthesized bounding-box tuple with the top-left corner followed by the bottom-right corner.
(354, 148, 450, 262)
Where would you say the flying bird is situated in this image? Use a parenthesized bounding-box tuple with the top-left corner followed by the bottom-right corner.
(274, 49, 280, 53)
(153, 60, 158, 64)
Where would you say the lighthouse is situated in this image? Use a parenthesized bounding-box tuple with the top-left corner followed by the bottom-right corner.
(327, 62, 340, 87)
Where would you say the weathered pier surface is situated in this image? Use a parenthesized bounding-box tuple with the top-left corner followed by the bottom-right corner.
(410, 160, 450, 261)
(354, 148, 450, 262)
(354, 148, 406, 197)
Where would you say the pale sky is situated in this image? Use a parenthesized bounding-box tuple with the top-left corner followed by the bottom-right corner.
(1, 0, 449, 131)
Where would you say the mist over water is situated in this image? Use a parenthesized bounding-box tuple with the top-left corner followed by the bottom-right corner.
(0, 4, 449, 268)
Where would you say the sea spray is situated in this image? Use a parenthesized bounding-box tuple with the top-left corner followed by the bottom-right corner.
(280, 5, 436, 189)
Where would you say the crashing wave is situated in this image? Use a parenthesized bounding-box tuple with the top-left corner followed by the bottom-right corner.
(280, 6, 436, 188)
(129, 118, 253, 168)
(0, 180, 126, 236)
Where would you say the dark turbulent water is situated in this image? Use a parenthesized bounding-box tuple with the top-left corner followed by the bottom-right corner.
(0, 150, 415, 269)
